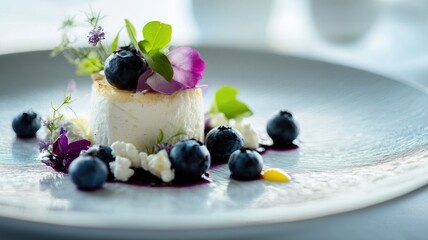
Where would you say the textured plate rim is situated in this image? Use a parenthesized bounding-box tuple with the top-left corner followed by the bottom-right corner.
(0, 49, 428, 232)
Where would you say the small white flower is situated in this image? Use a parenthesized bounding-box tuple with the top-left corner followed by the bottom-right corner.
(146, 150, 175, 183)
(109, 156, 135, 181)
(231, 119, 259, 149)
(111, 141, 141, 168)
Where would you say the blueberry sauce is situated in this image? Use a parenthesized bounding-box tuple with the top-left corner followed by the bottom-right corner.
(230, 175, 263, 181)
(107, 169, 212, 188)
(209, 156, 230, 168)
(257, 143, 299, 155)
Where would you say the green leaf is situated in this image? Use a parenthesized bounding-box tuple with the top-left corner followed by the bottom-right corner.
(156, 129, 165, 144)
(124, 19, 140, 52)
(166, 130, 185, 142)
(142, 21, 172, 52)
(138, 40, 150, 54)
(75, 53, 104, 75)
(110, 28, 123, 53)
(144, 50, 173, 81)
(210, 86, 253, 119)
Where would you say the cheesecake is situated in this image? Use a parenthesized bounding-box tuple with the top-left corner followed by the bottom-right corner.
(89, 80, 204, 152)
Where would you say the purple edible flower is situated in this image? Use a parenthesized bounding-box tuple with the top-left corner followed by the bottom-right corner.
(137, 47, 206, 95)
(87, 26, 105, 46)
(59, 127, 68, 135)
(42, 119, 50, 127)
(39, 139, 52, 152)
(154, 142, 173, 153)
(41, 133, 91, 173)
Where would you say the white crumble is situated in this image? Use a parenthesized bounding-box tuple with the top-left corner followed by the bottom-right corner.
(111, 141, 141, 168)
(146, 150, 175, 183)
(140, 152, 149, 171)
(231, 119, 260, 149)
(109, 156, 135, 181)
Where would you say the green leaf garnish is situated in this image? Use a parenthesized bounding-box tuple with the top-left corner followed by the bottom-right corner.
(110, 28, 123, 53)
(124, 20, 173, 81)
(150, 129, 185, 154)
(143, 50, 173, 81)
(142, 21, 172, 52)
(75, 53, 104, 75)
(124, 19, 140, 52)
(46, 94, 74, 141)
(156, 129, 165, 145)
(138, 40, 150, 54)
(210, 86, 253, 119)
(166, 130, 185, 143)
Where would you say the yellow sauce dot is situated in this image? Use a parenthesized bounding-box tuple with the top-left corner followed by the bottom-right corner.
(262, 168, 291, 182)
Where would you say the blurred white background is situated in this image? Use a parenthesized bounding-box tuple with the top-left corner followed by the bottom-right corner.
(1, 0, 427, 87)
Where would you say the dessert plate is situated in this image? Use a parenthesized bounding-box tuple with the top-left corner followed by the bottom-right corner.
(1, 47, 428, 239)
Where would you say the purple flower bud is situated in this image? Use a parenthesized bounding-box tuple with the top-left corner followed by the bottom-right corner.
(60, 128, 68, 135)
(42, 119, 50, 127)
(87, 26, 105, 46)
(154, 142, 173, 153)
(39, 140, 52, 152)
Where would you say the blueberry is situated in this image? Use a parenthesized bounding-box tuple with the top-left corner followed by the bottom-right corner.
(81, 145, 115, 180)
(68, 155, 108, 190)
(104, 49, 147, 90)
(169, 139, 211, 180)
(205, 126, 244, 160)
(12, 111, 41, 138)
(266, 110, 299, 146)
(228, 148, 263, 180)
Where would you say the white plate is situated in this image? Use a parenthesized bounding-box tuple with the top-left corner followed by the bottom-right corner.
(1, 47, 428, 239)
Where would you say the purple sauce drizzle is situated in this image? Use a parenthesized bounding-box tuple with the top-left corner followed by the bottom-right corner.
(230, 175, 263, 181)
(107, 169, 212, 188)
(257, 143, 299, 155)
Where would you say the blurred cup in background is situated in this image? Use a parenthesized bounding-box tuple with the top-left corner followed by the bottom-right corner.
(192, 0, 274, 47)
(309, 0, 381, 43)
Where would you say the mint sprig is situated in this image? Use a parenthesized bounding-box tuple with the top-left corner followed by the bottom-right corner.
(210, 86, 253, 119)
(124, 19, 174, 81)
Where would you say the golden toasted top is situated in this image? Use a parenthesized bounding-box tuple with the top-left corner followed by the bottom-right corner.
(93, 80, 202, 103)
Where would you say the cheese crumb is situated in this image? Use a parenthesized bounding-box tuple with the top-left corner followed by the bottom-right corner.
(145, 150, 175, 183)
(140, 152, 149, 171)
(110, 141, 175, 183)
(111, 141, 141, 168)
(109, 156, 135, 181)
(231, 119, 259, 149)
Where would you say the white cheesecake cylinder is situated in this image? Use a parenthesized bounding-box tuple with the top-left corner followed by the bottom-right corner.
(89, 80, 204, 151)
